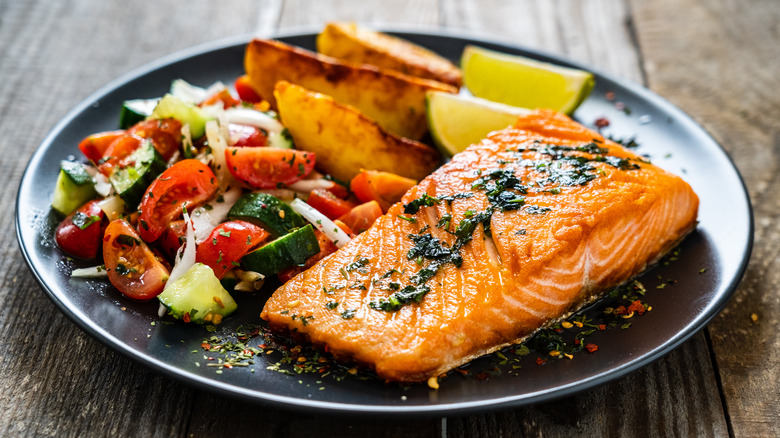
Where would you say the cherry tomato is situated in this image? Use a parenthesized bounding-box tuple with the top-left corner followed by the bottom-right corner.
(128, 118, 182, 161)
(228, 123, 267, 147)
(103, 219, 170, 301)
(54, 199, 106, 259)
(307, 188, 356, 220)
(338, 200, 383, 234)
(98, 134, 144, 175)
(201, 89, 240, 108)
(78, 131, 124, 163)
(156, 220, 186, 263)
(196, 220, 270, 279)
(137, 159, 219, 243)
(350, 170, 417, 212)
(234, 75, 262, 103)
(225, 147, 315, 189)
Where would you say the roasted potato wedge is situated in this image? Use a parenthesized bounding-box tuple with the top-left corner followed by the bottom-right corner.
(274, 81, 441, 182)
(317, 22, 463, 88)
(244, 38, 457, 140)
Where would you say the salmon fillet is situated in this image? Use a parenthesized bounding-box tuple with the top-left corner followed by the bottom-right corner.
(261, 109, 699, 382)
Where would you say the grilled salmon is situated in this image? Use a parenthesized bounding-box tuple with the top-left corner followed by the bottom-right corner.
(261, 109, 699, 382)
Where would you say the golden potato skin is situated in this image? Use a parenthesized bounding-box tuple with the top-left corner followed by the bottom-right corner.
(274, 81, 441, 182)
(317, 22, 463, 88)
(244, 38, 456, 140)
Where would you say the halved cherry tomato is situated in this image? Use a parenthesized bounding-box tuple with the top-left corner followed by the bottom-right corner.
(234, 75, 262, 103)
(156, 220, 186, 263)
(277, 220, 353, 283)
(350, 170, 417, 212)
(201, 89, 240, 108)
(338, 200, 383, 234)
(307, 188, 356, 220)
(137, 159, 218, 243)
(196, 220, 270, 279)
(103, 219, 169, 301)
(225, 147, 315, 189)
(128, 118, 182, 161)
(228, 123, 267, 147)
(98, 134, 144, 175)
(54, 199, 106, 259)
(78, 131, 124, 163)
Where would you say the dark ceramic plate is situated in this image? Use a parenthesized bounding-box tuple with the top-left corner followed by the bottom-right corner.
(16, 30, 752, 415)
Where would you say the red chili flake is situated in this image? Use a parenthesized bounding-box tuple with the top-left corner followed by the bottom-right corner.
(224, 363, 233, 369)
(594, 117, 610, 129)
(554, 328, 564, 333)
(585, 343, 599, 353)
(183, 312, 191, 323)
(574, 339, 581, 345)
(475, 372, 490, 381)
(626, 300, 646, 316)
(605, 91, 616, 101)
(242, 349, 253, 356)
(598, 324, 606, 331)
(536, 357, 547, 365)
(201, 343, 211, 350)
(614, 305, 628, 315)
(258, 344, 267, 349)
(454, 368, 469, 376)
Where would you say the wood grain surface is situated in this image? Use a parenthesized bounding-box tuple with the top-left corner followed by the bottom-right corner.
(1, 0, 775, 436)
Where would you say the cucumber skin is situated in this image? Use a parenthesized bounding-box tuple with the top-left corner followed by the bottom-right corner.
(51, 162, 97, 216)
(227, 192, 305, 237)
(240, 225, 319, 277)
(109, 140, 167, 209)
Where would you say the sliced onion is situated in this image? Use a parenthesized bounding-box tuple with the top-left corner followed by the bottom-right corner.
(85, 166, 113, 197)
(289, 198, 351, 248)
(165, 210, 196, 291)
(71, 265, 108, 278)
(205, 119, 236, 191)
(97, 195, 125, 221)
(191, 187, 242, 243)
(224, 107, 283, 135)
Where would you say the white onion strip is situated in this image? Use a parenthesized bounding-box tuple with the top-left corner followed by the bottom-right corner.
(71, 265, 108, 278)
(289, 198, 351, 248)
(191, 187, 242, 243)
(165, 210, 196, 290)
(224, 107, 283, 135)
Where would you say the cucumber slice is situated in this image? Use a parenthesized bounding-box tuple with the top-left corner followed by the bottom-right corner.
(51, 161, 97, 216)
(240, 225, 319, 277)
(119, 98, 159, 129)
(158, 263, 237, 324)
(150, 94, 212, 139)
(227, 192, 305, 237)
(268, 128, 295, 149)
(108, 139, 167, 208)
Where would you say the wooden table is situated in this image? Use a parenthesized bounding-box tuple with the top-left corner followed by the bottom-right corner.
(3, 1, 777, 436)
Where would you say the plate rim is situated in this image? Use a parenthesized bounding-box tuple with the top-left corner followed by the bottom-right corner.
(15, 28, 754, 416)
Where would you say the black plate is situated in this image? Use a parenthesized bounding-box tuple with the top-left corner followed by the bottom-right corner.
(16, 30, 752, 415)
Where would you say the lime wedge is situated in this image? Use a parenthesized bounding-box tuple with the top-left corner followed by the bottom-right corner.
(426, 91, 530, 157)
(461, 45, 595, 115)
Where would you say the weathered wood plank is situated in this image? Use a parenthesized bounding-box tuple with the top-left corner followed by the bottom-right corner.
(0, 1, 261, 436)
(632, 0, 780, 436)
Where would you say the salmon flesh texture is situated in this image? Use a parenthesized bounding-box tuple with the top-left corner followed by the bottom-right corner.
(261, 109, 699, 382)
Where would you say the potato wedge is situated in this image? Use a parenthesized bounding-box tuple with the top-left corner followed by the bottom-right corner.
(317, 22, 463, 88)
(244, 38, 457, 140)
(274, 81, 440, 182)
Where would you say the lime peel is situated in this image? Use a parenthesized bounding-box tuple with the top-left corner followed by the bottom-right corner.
(461, 45, 595, 115)
(426, 91, 530, 157)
